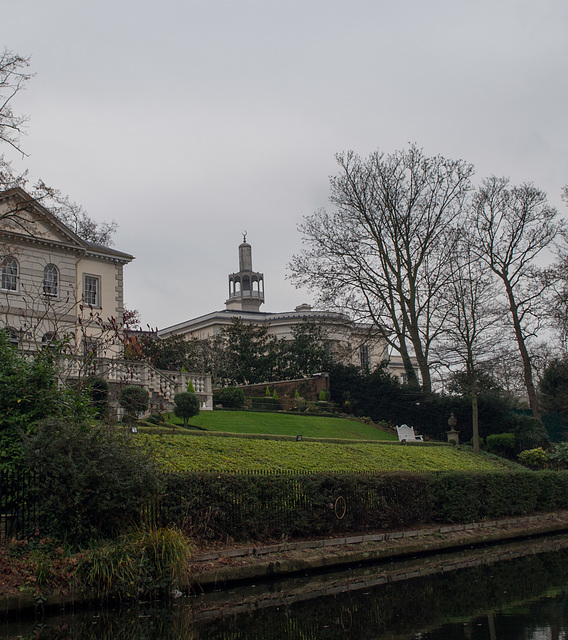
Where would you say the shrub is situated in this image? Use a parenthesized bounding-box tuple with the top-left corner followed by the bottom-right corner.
(214, 385, 246, 408)
(174, 392, 200, 427)
(0, 330, 91, 468)
(548, 442, 568, 470)
(509, 414, 550, 451)
(119, 385, 149, 418)
(294, 396, 307, 411)
(85, 375, 109, 417)
(518, 447, 548, 469)
(186, 379, 195, 393)
(160, 470, 568, 542)
(249, 396, 282, 411)
(485, 433, 516, 456)
(80, 526, 193, 598)
(20, 419, 158, 543)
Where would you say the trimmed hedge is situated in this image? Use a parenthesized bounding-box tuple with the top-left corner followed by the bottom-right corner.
(158, 470, 568, 542)
(248, 397, 282, 411)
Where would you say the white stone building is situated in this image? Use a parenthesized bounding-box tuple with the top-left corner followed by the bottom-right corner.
(160, 235, 411, 382)
(0, 187, 212, 410)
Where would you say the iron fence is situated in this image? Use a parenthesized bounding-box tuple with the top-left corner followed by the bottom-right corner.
(0, 468, 39, 539)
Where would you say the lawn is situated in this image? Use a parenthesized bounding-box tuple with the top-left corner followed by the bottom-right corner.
(164, 410, 399, 441)
(138, 431, 521, 473)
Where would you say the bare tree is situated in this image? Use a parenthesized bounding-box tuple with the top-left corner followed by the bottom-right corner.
(469, 177, 563, 420)
(548, 185, 568, 350)
(441, 236, 502, 452)
(33, 182, 117, 246)
(289, 145, 474, 392)
(0, 50, 116, 246)
(0, 49, 32, 155)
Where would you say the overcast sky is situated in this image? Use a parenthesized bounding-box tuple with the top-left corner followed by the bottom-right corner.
(4, 0, 567, 329)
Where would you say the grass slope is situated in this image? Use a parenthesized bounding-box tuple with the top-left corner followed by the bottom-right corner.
(139, 431, 520, 473)
(167, 410, 399, 441)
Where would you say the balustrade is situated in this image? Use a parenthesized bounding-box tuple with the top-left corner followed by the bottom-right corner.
(59, 357, 213, 410)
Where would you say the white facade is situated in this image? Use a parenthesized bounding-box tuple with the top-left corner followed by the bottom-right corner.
(0, 187, 133, 357)
(160, 238, 411, 381)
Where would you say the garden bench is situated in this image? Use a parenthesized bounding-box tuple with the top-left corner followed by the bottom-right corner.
(396, 424, 424, 442)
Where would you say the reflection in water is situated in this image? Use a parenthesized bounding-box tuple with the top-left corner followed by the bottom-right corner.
(3, 534, 568, 639)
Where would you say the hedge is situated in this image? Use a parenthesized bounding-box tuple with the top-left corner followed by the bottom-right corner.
(157, 470, 568, 542)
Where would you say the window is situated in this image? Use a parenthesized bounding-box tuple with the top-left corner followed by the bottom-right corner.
(1, 257, 19, 292)
(83, 275, 100, 307)
(6, 326, 19, 346)
(43, 264, 59, 297)
(83, 337, 99, 359)
(42, 332, 56, 349)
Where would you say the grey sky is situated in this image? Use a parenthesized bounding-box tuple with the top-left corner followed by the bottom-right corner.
(4, 0, 567, 329)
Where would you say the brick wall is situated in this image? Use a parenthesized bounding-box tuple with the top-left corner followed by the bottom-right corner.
(237, 373, 329, 401)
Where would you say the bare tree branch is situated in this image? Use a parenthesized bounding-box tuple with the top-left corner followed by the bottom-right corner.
(469, 177, 564, 420)
(289, 145, 474, 392)
(0, 49, 33, 156)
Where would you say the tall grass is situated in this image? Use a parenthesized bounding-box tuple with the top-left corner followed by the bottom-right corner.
(79, 527, 193, 598)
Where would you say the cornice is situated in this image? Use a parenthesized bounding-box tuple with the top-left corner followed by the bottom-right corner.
(0, 230, 133, 264)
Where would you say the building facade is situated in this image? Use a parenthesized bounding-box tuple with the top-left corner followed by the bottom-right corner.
(0, 187, 213, 411)
(160, 236, 410, 382)
(0, 187, 132, 356)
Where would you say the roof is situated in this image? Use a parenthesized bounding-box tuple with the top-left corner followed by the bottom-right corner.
(159, 308, 358, 337)
(0, 187, 133, 263)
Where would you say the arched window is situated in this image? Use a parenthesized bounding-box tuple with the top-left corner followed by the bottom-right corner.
(43, 264, 59, 297)
(1, 257, 19, 292)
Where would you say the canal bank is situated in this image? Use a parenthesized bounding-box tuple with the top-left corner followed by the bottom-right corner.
(2, 511, 568, 618)
(190, 510, 568, 588)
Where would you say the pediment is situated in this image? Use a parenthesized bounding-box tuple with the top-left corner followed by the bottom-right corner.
(0, 187, 87, 250)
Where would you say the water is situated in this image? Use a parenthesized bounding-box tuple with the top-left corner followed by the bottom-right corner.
(3, 533, 568, 639)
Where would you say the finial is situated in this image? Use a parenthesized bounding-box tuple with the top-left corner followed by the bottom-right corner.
(242, 230, 247, 243)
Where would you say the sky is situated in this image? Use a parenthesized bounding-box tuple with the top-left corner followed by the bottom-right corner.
(3, 0, 568, 330)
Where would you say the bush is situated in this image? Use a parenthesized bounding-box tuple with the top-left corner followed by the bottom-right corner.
(485, 433, 516, 456)
(214, 386, 246, 408)
(249, 396, 282, 411)
(20, 419, 158, 543)
(294, 396, 307, 412)
(119, 385, 149, 418)
(509, 414, 550, 451)
(80, 527, 193, 598)
(160, 470, 568, 542)
(518, 447, 549, 469)
(0, 330, 91, 468)
(174, 392, 200, 427)
(85, 375, 109, 417)
(548, 442, 568, 470)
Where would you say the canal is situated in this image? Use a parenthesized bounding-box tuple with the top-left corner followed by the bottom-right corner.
(3, 533, 568, 638)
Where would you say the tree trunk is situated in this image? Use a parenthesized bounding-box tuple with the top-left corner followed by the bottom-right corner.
(471, 374, 480, 454)
(504, 281, 542, 421)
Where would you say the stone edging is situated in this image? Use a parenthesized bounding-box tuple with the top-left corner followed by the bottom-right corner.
(192, 513, 559, 562)
(191, 512, 568, 588)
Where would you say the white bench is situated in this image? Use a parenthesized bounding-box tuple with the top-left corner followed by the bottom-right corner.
(396, 424, 424, 442)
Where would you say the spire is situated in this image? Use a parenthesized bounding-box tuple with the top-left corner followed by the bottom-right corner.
(226, 235, 265, 312)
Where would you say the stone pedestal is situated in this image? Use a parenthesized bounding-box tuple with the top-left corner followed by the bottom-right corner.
(446, 412, 460, 445)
